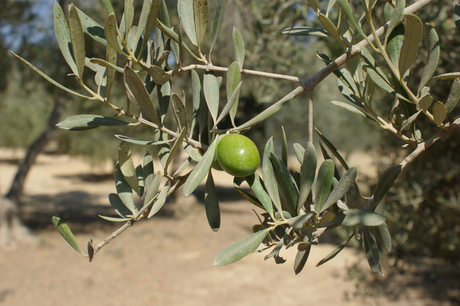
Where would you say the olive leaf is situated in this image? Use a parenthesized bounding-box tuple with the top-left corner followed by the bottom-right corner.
(52, 216, 85, 256)
(313, 160, 334, 213)
(118, 142, 141, 196)
(194, 0, 208, 49)
(232, 27, 245, 67)
(183, 138, 218, 196)
(205, 171, 220, 231)
(69, 4, 85, 79)
(297, 142, 317, 212)
(214, 228, 272, 266)
(203, 73, 220, 124)
(209, 0, 225, 59)
(178, 0, 197, 46)
(57, 114, 129, 130)
(399, 14, 423, 77)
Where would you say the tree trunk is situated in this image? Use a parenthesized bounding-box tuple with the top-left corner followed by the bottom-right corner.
(0, 95, 65, 247)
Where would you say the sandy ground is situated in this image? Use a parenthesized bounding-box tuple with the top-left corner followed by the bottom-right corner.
(0, 149, 446, 306)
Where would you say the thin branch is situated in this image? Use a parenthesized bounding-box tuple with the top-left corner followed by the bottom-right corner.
(171, 64, 302, 83)
(364, 115, 460, 210)
(302, 0, 437, 91)
(400, 116, 460, 170)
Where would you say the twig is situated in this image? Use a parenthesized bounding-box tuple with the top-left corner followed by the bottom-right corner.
(400, 117, 460, 170)
(301, 0, 437, 91)
(170, 64, 302, 83)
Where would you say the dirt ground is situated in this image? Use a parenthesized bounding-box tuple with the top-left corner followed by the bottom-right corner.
(0, 149, 452, 306)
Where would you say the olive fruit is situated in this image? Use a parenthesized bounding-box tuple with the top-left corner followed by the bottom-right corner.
(216, 134, 260, 177)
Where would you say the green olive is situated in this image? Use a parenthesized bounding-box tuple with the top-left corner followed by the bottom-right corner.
(216, 134, 260, 177)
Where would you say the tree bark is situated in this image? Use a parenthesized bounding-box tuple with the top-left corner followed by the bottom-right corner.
(0, 95, 65, 246)
(0, 0, 68, 247)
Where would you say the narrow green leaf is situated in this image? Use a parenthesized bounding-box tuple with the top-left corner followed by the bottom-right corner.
(156, 130, 170, 168)
(236, 90, 297, 130)
(190, 70, 202, 136)
(158, 82, 171, 123)
(432, 101, 447, 126)
(386, 23, 405, 70)
(104, 13, 125, 55)
(361, 48, 396, 95)
(146, 65, 171, 85)
(244, 173, 274, 218)
(293, 143, 305, 164)
(144, 171, 162, 209)
(446, 78, 460, 114)
(226, 61, 241, 126)
(205, 171, 220, 231)
(297, 142, 317, 212)
(331, 101, 369, 119)
(124, 0, 135, 39)
(313, 160, 334, 213)
(373, 165, 401, 205)
(171, 94, 188, 133)
(434, 72, 460, 80)
(287, 212, 316, 230)
(321, 167, 357, 213)
(341, 209, 385, 226)
(148, 181, 170, 218)
(178, 0, 197, 46)
(114, 134, 171, 146)
(57, 114, 129, 130)
(136, 164, 145, 198)
(69, 4, 85, 79)
(155, 19, 197, 58)
(264, 236, 285, 261)
(118, 142, 140, 196)
(234, 181, 265, 210)
(115, 162, 136, 214)
(317, 13, 345, 46)
(372, 223, 392, 253)
(143, 152, 154, 193)
(262, 138, 283, 213)
(194, 0, 208, 48)
(209, 0, 225, 59)
(140, 0, 160, 58)
(102, 0, 115, 14)
(417, 93, 433, 112)
(316, 230, 355, 267)
(336, 0, 372, 46)
(108, 193, 133, 217)
(281, 127, 288, 167)
(270, 153, 298, 215)
(52, 216, 84, 255)
(183, 139, 218, 196)
(232, 27, 245, 67)
(282, 26, 328, 37)
(214, 228, 271, 266)
(363, 228, 383, 275)
(384, 0, 405, 45)
(87, 239, 94, 262)
(75, 7, 107, 46)
(203, 74, 220, 124)
(99, 215, 131, 222)
(399, 14, 423, 76)
(53, 2, 78, 76)
(164, 127, 187, 173)
(89, 57, 123, 73)
(294, 240, 311, 274)
(215, 81, 242, 128)
(124, 66, 160, 125)
(418, 24, 440, 92)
